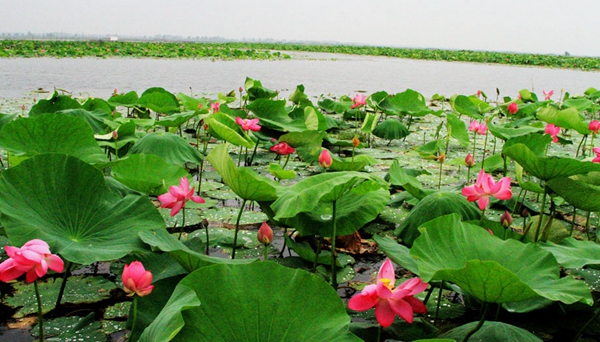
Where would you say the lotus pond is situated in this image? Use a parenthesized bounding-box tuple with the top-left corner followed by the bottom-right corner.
(0, 79, 599, 342)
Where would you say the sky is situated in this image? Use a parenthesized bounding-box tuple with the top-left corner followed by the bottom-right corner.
(1, 0, 599, 57)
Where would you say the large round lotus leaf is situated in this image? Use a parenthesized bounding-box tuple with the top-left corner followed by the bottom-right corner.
(136, 87, 180, 114)
(0, 113, 109, 165)
(111, 154, 190, 195)
(538, 237, 600, 269)
(440, 321, 542, 342)
(394, 191, 481, 246)
(411, 214, 593, 305)
(0, 154, 165, 265)
(546, 176, 600, 212)
(28, 92, 81, 116)
(206, 112, 254, 148)
(246, 98, 307, 132)
(129, 132, 203, 165)
(278, 180, 389, 237)
(139, 262, 361, 342)
(373, 118, 410, 141)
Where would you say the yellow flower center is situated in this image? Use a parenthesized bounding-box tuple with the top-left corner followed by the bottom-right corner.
(379, 278, 394, 290)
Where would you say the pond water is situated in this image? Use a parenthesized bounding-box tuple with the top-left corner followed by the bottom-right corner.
(0, 51, 598, 100)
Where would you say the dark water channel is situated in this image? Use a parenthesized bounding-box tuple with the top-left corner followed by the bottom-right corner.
(1, 51, 599, 100)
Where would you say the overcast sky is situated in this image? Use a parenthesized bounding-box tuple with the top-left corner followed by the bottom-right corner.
(1, 0, 599, 57)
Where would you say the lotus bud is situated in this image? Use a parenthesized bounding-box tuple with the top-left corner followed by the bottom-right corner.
(465, 153, 475, 168)
(500, 211, 513, 228)
(589, 120, 600, 134)
(239, 86, 243, 93)
(437, 152, 446, 163)
(257, 222, 273, 245)
(508, 103, 518, 115)
(352, 137, 360, 147)
(521, 208, 529, 218)
(112, 130, 118, 140)
(319, 149, 333, 168)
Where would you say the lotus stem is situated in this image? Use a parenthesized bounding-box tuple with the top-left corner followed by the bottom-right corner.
(585, 211, 593, 241)
(472, 131, 477, 159)
(34, 280, 44, 342)
(237, 146, 243, 167)
(178, 207, 186, 240)
(466, 167, 471, 184)
(480, 208, 486, 224)
(590, 134, 596, 157)
(533, 186, 548, 243)
(313, 236, 324, 271)
(570, 206, 577, 237)
(282, 154, 291, 170)
(331, 200, 338, 289)
(576, 134, 587, 158)
(248, 140, 259, 166)
(434, 280, 445, 324)
(197, 133, 210, 193)
(231, 199, 248, 259)
(572, 300, 600, 342)
(131, 296, 138, 338)
(481, 130, 489, 170)
(438, 159, 443, 190)
(461, 302, 490, 342)
(55, 261, 73, 309)
(377, 325, 382, 342)
(263, 244, 269, 261)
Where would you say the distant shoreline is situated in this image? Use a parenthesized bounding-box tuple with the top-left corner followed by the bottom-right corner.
(1, 39, 599, 71)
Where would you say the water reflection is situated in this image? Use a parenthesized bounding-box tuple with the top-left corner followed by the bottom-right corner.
(1, 52, 598, 99)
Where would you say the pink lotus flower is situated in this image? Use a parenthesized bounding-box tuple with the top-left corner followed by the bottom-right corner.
(210, 102, 220, 113)
(543, 90, 554, 100)
(257, 222, 274, 245)
(465, 153, 475, 168)
(319, 149, 333, 168)
(0, 239, 64, 283)
(270, 142, 295, 155)
(122, 261, 154, 297)
(508, 102, 519, 115)
(593, 147, 600, 163)
(476, 90, 482, 98)
(351, 94, 367, 109)
(468, 121, 487, 135)
(544, 123, 561, 143)
(348, 259, 427, 327)
(158, 177, 205, 216)
(235, 117, 261, 132)
(589, 120, 600, 134)
(462, 169, 512, 210)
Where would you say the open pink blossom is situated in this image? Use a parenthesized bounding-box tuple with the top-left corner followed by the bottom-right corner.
(270, 142, 295, 155)
(593, 147, 600, 163)
(348, 259, 427, 327)
(210, 102, 220, 113)
(462, 169, 512, 210)
(0, 239, 64, 283)
(158, 177, 205, 216)
(235, 117, 261, 132)
(351, 94, 367, 109)
(508, 102, 519, 115)
(468, 121, 487, 135)
(544, 123, 561, 143)
(589, 120, 600, 134)
(122, 261, 154, 297)
(543, 90, 554, 100)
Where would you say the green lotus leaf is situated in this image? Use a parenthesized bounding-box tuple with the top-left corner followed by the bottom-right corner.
(487, 122, 542, 140)
(379, 89, 434, 117)
(28, 91, 81, 116)
(387, 159, 431, 200)
(138, 229, 254, 272)
(206, 143, 279, 201)
(446, 113, 470, 146)
(176, 92, 208, 113)
(247, 98, 307, 132)
(268, 163, 297, 180)
(0, 113, 18, 132)
(279, 130, 326, 149)
(441, 321, 542, 342)
(54, 108, 111, 133)
(244, 76, 277, 100)
(360, 112, 380, 133)
(277, 180, 389, 237)
(318, 98, 352, 114)
(373, 235, 419, 274)
(136, 87, 180, 114)
(546, 176, 600, 212)
(563, 97, 594, 112)
(111, 154, 190, 195)
(0, 113, 109, 165)
(330, 154, 376, 171)
(451, 95, 485, 119)
(503, 133, 551, 157)
(538, 237, 600, 269)
(108, 90, 139, 107)
(373, 118, 410, 141)
(129, 132, 203, 165)
(206, 112, 254, 148)
(82, 97, 114, 116)
(0, 154, 165, 264)
(304, 105, 326, 131)
(411, 214, 593, 305)
(289, 84, 308, 104)
(139, 262, 361, 342)
(272, 171, 387, 220)
(154, 110, 199, 127)
(503, 143, 600, 181)
(394, 191, 481, 246)
(537, 106, 590, 135)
